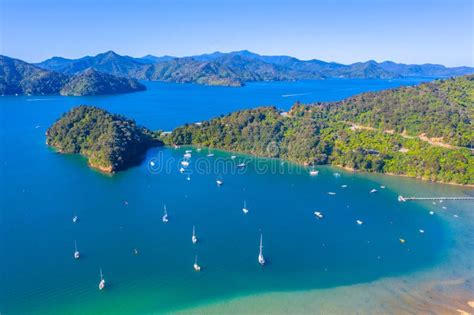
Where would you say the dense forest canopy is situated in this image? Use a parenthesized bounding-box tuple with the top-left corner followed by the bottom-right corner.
(46, 106, 162, 172)
(169, 75, 474, 184)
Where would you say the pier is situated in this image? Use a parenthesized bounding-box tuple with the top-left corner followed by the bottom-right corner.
(398, 195, 474, 202)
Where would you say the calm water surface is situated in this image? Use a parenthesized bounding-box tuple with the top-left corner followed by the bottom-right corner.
(1, 78, 466, 314)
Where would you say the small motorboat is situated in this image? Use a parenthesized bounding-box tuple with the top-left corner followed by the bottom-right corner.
(341, 185, 348, 188)
(184, 153, 192, 159)
(356, 219, 363, 225)
(328, 192, 336, 195)
(181, 160, 190, 167)
(314, 211, 323, 219)
(419, 229, 425, 234)
(370, 189, 378, 193)
(399, 238, 406, 244)
(237, 162, 246, 168)
(242, 201, 249, 214)
(180, 167, 185, 173)
(429, 211, 435, 215)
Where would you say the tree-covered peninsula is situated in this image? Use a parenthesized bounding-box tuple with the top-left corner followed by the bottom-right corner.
(168, 75, 474, 185)
(46, 106, 162, 173)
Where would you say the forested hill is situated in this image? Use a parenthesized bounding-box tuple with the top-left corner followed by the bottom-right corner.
(36, 50, 474, 87)
(168, 75, 474, 185)
(326, 75, 474, 147)
(0, 55, 146, 96)
(59, 69, 145, 96)
(46, 106, 162, 173)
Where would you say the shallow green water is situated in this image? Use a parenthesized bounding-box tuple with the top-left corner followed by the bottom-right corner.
(1, 78, 465, 314)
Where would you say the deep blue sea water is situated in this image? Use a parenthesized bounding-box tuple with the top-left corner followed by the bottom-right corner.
(1, 78, 463, 314)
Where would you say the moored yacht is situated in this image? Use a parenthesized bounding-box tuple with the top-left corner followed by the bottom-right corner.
(98, 268, 105, 290)
(162, 205, 169, 223)
(309, 166, 319, 176)
(74, 240, 80, 259)
(258, 233, 265, 266)
(193, 255, 201, 271)
(192, 225, 198, 244)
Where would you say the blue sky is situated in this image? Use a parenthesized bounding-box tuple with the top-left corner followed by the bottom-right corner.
(1, 0, 472, 66)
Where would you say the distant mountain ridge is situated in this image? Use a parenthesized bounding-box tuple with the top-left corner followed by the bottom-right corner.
(35, 50, 474, 87)
(0, 55, 145, 96)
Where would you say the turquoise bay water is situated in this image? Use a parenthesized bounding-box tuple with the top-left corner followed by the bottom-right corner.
(0, 78, 467, 314)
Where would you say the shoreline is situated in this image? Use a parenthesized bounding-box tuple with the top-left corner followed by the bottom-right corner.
(169, 144, 474, 187)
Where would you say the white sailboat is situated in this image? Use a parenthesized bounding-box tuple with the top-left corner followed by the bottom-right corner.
(370, 188, 378, 193)
(98, 268, 105, 290)
(216, 176, 224, 186)
(193, 255, 201, 271)
(162, 205, 169, 223)
(181, 160, 190, 167)
(192, 225, 198, 244)
(74, 240, 80, 259)
(206, 149, 214, 157)
(258, 233, 265, 266)
(242, 200, 249, 214)
(237, 162, 246, 168)
(356, 219, 364, 225)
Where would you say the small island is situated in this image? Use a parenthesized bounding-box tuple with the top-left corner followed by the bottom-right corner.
(46, 106, 162, 173)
